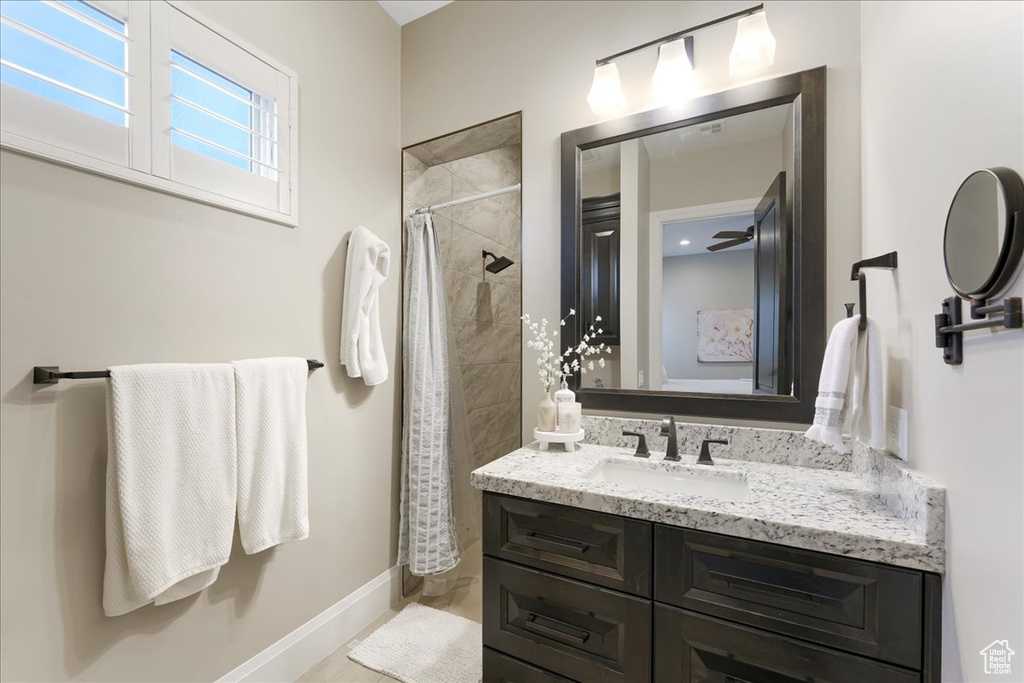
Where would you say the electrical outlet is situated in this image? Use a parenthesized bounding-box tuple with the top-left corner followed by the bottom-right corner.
(886, 405, 909, 461)
(638, 370, 645, 387)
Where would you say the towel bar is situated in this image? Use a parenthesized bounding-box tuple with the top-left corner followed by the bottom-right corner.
(33, 360, 325, 385)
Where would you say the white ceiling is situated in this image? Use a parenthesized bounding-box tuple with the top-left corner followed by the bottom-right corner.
(662, 214, 755, 258)
(582, 103, 790, 186)
(643, 103, 791, 160)
(377, 0, 452, 26)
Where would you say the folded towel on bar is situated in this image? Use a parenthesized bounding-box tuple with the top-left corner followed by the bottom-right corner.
(341, 226, 391, 386)
(805, 316, 886, 453)
(232, 357, 310, 554)
(104, 364, 237, 617)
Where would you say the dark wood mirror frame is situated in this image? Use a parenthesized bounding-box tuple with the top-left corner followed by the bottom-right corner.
(560, 67, 826, 423)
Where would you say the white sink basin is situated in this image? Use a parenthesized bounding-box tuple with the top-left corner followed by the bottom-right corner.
(587, 459, 751, 502)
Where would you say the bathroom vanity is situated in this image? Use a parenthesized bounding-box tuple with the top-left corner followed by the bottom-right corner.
(471, 418, 945, 683)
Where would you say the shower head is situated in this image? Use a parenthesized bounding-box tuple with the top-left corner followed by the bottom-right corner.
(482, 250, 514, 274)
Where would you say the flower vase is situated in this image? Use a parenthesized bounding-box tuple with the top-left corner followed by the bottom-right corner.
(537, 393, 557, 432)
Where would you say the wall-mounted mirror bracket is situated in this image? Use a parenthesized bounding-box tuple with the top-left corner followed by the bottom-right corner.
(934, 296, 1022, 365)
(936, 167, 1023, 366)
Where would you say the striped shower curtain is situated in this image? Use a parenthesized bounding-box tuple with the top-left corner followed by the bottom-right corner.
(399, 213, 460, 583)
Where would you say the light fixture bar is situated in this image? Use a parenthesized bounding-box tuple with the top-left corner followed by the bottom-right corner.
(595, 3, 764, 65)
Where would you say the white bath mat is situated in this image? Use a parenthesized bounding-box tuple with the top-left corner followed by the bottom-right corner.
(348, 602, 482, 683)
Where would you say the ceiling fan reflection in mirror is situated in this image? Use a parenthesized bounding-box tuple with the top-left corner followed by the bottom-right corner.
(707, 225, 754, 252)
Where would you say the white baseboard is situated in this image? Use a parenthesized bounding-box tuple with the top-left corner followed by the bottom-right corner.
(216, 564, 402, 683)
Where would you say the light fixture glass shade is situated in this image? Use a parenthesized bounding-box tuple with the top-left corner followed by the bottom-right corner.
(652, 38, 694, 106)
(587, 63, 626, 116)
(729, 11, 776, 75)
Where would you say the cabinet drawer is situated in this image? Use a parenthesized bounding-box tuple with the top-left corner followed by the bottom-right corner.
(484, 648, 576, 682)
(654, 526, 924, 669)
(655, 605, 920, 683)
(484, 557, 651, 683)
(483, 493, 652, 596)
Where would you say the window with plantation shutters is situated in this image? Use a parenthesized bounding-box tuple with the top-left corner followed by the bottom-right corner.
(0, 0, 298, 226)
(0, 0, 147, 168)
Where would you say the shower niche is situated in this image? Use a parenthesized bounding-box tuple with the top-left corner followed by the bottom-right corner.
(401, 113, 524, 575)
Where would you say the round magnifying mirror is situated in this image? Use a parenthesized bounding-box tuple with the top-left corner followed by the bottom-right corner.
(943, 167, 1024, 300)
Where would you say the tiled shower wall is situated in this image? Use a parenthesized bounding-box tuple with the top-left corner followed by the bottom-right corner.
(402, 139, 522, 545)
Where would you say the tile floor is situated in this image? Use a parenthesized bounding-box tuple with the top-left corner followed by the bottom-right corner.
(297, 540, 483, 682)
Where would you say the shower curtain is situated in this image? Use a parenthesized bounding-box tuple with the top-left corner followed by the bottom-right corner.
(399, 213, 461, 594)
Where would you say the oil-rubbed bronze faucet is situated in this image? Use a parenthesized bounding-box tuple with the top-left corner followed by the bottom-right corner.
(660, 416, 680, 461)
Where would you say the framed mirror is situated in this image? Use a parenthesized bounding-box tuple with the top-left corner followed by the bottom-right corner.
(561, 68, 825, 423)
(943, 167, 1024, 301)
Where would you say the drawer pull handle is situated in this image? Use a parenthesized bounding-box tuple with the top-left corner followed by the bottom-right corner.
(525, 530, 590, 554)
(524, 612, 591, 645)
(720, 573, 821, 605)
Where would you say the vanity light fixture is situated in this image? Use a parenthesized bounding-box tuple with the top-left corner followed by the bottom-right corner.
(586, 63, 627, 116)
(587, 4, 771, 116)
(729, 10, 777, 74)
(652, 38, 695, 106)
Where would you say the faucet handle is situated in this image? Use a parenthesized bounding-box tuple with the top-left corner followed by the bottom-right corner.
(622, 431, 650, 458)
(697, 438, 729, 465)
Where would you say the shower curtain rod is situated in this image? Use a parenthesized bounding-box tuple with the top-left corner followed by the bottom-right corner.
(410, 183, 521, 216)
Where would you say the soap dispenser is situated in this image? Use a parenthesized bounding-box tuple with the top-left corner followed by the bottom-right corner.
(553, 379, 576, 430)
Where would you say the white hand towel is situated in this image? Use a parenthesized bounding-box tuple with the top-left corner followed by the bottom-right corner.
(805, 317, 885, 453)
(851, 317, 886, 450)
(233, 357, 310, 554)
(341, 226, 391, 386)
(104, 364, 236, 617)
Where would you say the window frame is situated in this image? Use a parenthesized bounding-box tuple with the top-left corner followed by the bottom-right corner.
(0, 0, 299, 227)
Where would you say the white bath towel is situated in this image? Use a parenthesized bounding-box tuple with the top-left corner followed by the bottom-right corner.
(805, 317, 886, 453)
(104, 364, 236, 617)
(341, 226, 391, 386)
(233, 357, 310, 554)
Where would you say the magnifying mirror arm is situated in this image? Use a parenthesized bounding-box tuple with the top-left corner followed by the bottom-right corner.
(935, 296, 1023, 366)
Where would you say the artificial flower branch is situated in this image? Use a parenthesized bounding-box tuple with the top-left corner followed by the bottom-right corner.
(522, 309, 610, 394)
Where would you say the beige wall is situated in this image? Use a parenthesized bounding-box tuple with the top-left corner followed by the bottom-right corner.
(581, 158, 620, 197)
(662, 250, 756, 380)
(401, 0, 862, 439)
(860, 2, 1023, 679)
(648, 137, 784, 212)
(0, 1, 400, 680)
(618, 139, 643, 389)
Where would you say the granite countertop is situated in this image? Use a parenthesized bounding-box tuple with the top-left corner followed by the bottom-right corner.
(471, 441, 946, 574)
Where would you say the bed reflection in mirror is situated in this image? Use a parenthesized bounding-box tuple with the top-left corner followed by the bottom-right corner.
(579, 103, 794, 395)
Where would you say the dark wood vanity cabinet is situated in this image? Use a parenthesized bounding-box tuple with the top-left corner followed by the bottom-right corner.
(482, 493, 942, 683)
(654, 607, 921, 683)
